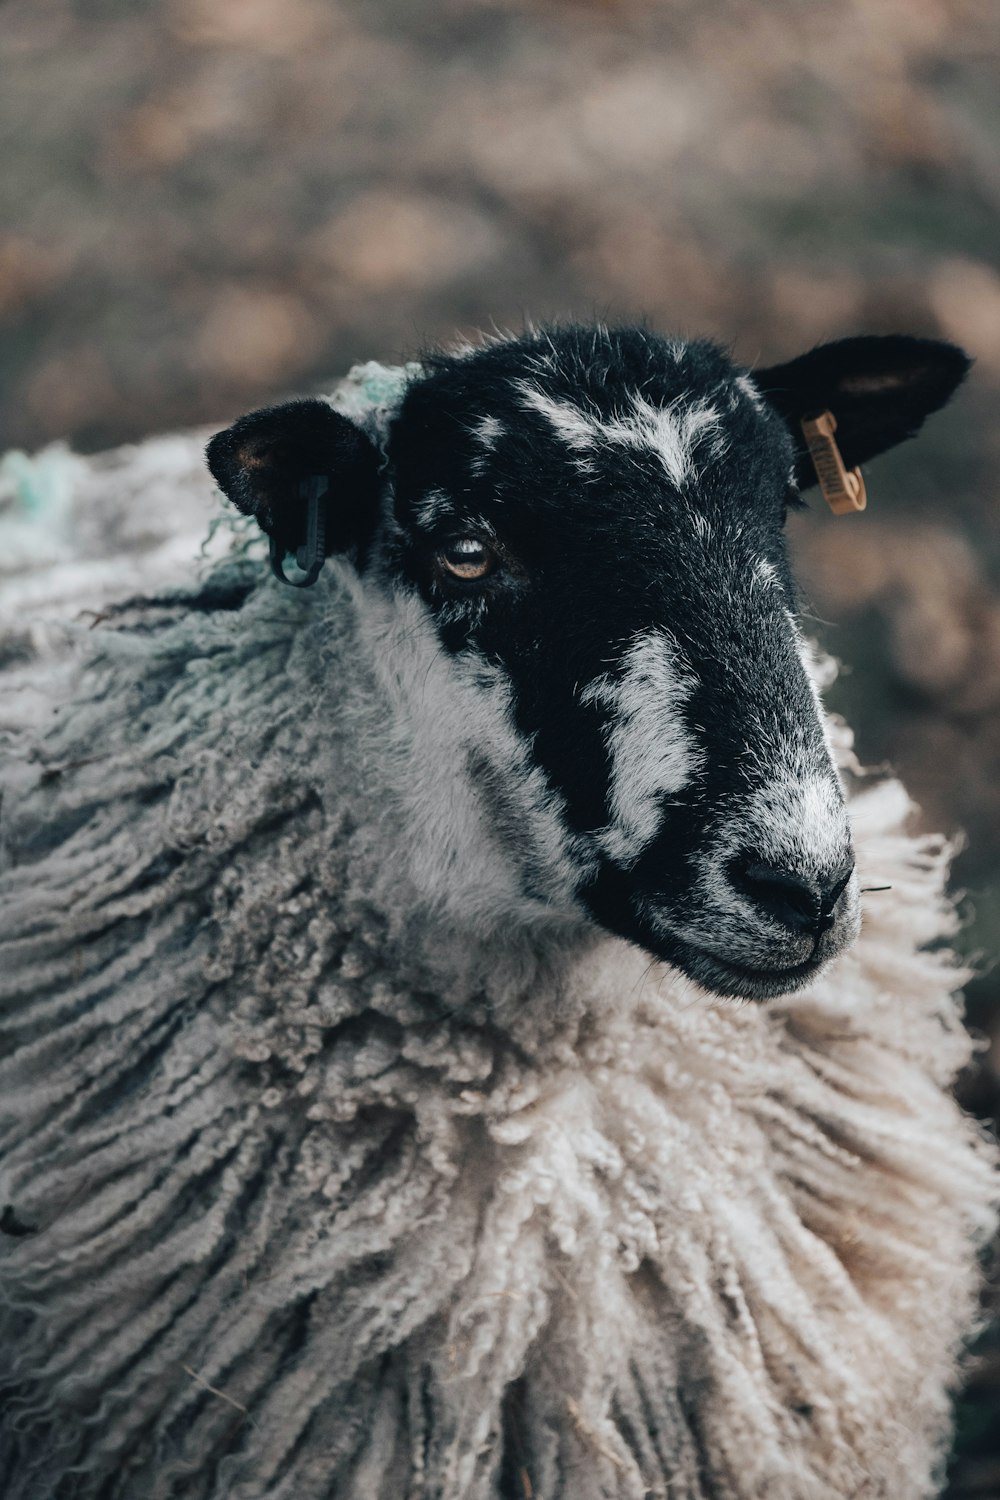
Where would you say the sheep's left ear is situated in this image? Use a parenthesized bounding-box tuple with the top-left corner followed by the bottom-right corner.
(206, 399, 380, 586)
(754, 335, 971, 492)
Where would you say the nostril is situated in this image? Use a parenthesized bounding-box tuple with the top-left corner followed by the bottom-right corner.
(825, 866, 855, 909)
(735, 861, 821, 934)
(729, 858, 856, 936)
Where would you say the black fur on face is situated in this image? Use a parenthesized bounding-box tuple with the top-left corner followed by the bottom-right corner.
(383, 327, 844, 995)
(208, 325, 969, 998)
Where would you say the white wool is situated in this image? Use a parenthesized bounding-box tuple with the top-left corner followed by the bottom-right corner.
(0, 425, 997, 1500)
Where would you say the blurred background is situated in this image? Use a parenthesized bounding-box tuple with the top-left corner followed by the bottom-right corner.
(1, 0, 997, 1490)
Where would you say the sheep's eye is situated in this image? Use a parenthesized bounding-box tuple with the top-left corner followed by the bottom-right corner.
(437, 538, 496, 581)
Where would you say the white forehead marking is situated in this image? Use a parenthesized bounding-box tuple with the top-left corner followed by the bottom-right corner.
(603, 394, 725, 488)
(413, 488, 455, 526)
(735, 372, 766, 412)
(581, 630, 705, 867)
(515, 381, 725, 489)
(515, 383, 598, 452)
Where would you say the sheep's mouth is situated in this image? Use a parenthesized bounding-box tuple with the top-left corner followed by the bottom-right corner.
(665, 937, 827, 1001)
(585, 870, 852, 1001)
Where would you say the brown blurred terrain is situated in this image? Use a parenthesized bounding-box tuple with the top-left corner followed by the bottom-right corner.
(1, 0, 998, 1491)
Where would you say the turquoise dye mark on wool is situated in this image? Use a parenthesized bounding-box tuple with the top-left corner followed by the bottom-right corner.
(0, 445, 78, 526)
(329, 361, 423, 429)
(357, 361, 423, 409)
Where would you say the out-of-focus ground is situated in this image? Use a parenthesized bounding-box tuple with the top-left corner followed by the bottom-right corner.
(1, 0, 998, 1490)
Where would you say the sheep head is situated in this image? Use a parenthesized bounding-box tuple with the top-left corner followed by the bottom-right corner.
(206, 327, 968, 999)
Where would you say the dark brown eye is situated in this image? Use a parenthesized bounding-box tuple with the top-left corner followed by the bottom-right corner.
(437, 538, 496, 581)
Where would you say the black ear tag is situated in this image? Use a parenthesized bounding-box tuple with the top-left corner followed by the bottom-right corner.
(269, 476, 329, 588)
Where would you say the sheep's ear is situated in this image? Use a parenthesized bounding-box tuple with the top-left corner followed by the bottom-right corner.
(754, 335, 971, 491)
(206, 400, 380, 585)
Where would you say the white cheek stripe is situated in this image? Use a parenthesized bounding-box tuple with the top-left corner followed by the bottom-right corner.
(582, 630, 704, 867)
(354, 578, 593, 924)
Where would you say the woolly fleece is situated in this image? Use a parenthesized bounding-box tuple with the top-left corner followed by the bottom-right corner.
(0, 416, 997, 1500)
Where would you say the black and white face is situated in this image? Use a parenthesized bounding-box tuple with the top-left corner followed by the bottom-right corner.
(207, 324, 970, 999)
(381, 331, 854, 998)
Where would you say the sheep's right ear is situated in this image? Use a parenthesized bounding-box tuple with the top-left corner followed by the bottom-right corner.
(206, 400, 380, 587)
(754, 336, 971, 494)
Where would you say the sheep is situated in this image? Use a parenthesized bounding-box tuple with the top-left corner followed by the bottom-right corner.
(0, 324, 996, 1500)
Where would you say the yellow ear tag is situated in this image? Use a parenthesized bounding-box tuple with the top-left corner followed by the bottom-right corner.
(800, 410, 867, 515)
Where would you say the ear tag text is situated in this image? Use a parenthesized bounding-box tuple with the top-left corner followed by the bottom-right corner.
(800, 411, 867, 515)
(269, 475, 329, 587)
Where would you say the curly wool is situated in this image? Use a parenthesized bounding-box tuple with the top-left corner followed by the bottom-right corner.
(0, 444, 997, 1500)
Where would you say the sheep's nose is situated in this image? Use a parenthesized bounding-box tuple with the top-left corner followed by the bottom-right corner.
(730, 858, 855, 936)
